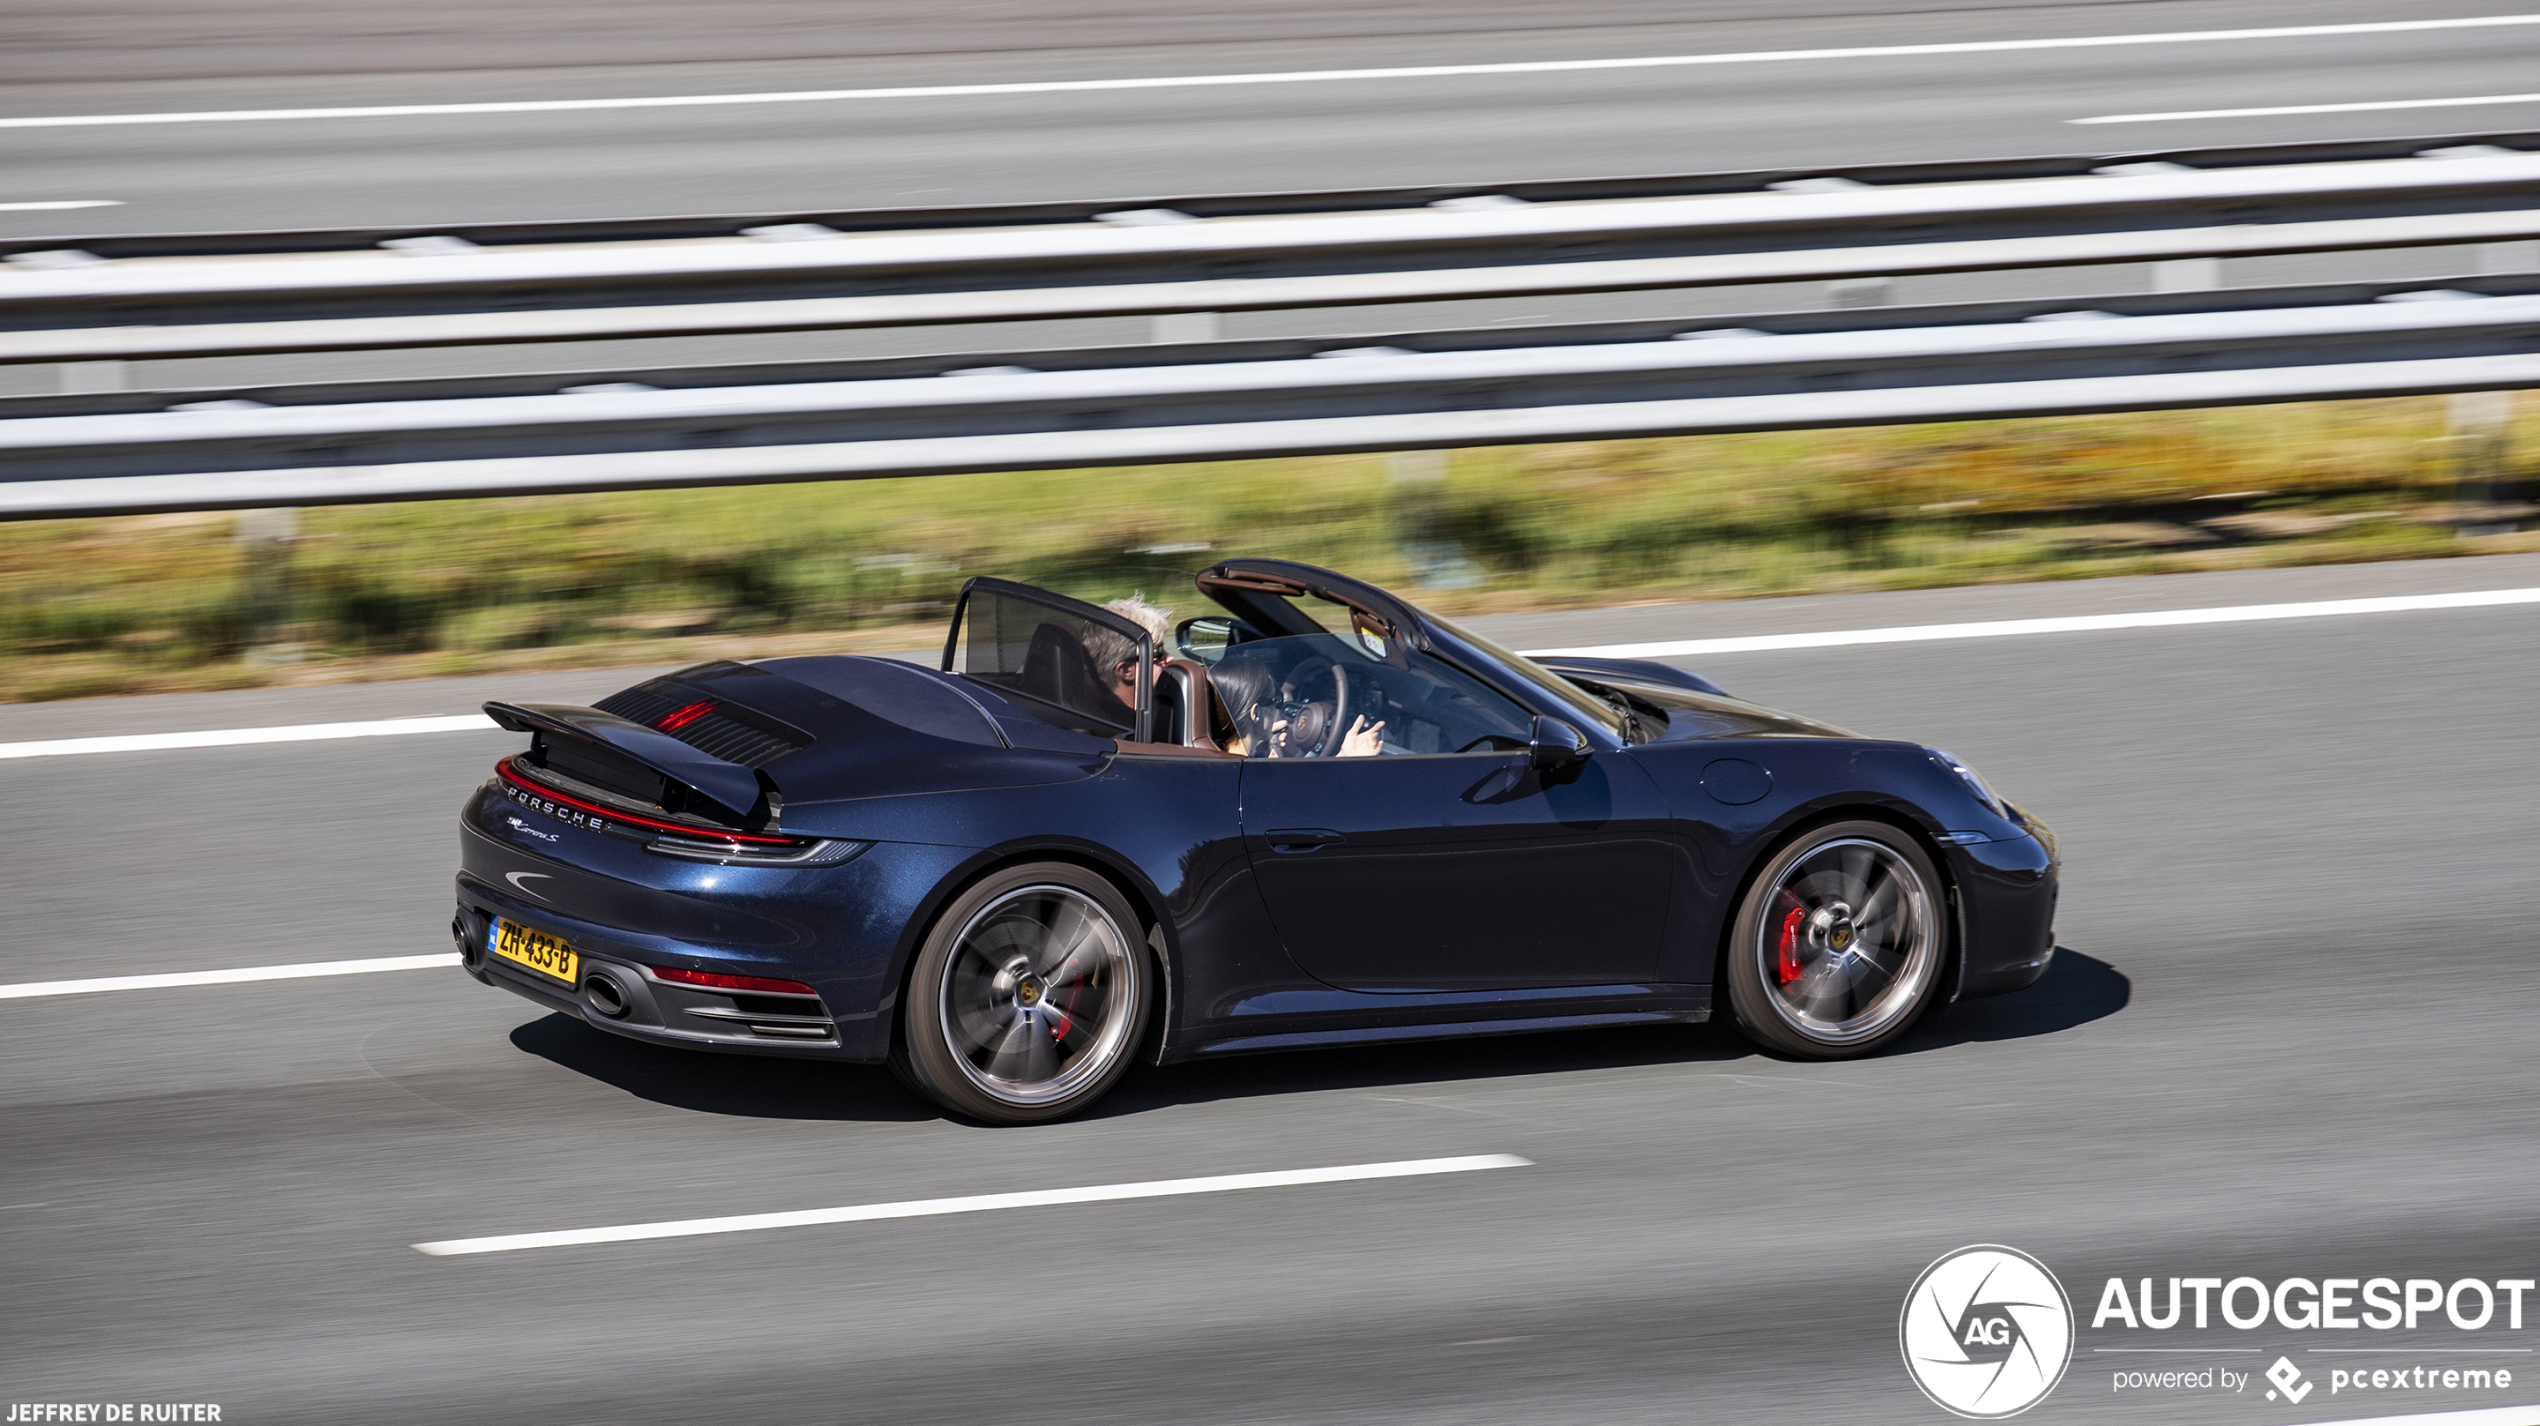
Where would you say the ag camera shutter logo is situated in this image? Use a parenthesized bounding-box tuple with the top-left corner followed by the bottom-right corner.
(1901, 1245, 2075, 1418)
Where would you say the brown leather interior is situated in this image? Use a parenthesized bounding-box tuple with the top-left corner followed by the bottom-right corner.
(1161, 658, 1225, 752)
(1113, 658, 1239, 757)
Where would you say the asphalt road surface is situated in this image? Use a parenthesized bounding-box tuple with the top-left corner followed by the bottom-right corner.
(10, 0, 2540, 232)
(5, 551, 2538, 1424)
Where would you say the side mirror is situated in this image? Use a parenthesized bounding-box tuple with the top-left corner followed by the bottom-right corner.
(1176, 616, 1235, 663)
(1528, 716, 1589, 774)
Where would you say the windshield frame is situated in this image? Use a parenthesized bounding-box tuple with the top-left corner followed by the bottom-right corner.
(1409, 607, 1635, 744)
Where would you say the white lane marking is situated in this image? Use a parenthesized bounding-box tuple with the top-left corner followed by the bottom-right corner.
(0, 712, 498, 760)
(2076, 92, 2540, 124)
(0, 200, 121, 211)
(0, 953, 460, 1001)
(4, 15, 2536, 128)
(2285, 1409, 2540, 1426)
(413, 1153, 1531, 1255)
(1520, 587, 2540, 660)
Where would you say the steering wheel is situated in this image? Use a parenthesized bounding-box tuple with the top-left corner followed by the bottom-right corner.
(1282, 656, 1357, 758)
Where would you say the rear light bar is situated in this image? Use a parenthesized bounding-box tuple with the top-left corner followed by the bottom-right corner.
(655, 699, 717, 732)
(650, 965, 819, 996)
(497, 757, 797, 846)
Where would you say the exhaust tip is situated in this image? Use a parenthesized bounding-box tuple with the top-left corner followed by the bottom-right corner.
(453, 916, 483, 971)
(584, 971, 631, 1019)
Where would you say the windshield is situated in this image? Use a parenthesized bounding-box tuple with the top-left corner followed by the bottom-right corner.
(1209, 631, 1533, 757)
(1415, 609, 1631, 740)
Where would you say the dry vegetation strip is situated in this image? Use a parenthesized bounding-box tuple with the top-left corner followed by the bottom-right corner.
(2, 395, 2532, 702)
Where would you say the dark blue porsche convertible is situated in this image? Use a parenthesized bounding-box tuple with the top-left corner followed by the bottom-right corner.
(455, 559, 2058, 1123)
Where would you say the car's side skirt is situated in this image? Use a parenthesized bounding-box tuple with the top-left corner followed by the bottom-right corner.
(1177, 1003, 1709, 1060)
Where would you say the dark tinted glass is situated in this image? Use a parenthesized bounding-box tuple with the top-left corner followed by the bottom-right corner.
(950, 582, 1148, 737)
(1417, 609, 1628, 737)
(1208, 632, 1530, 757)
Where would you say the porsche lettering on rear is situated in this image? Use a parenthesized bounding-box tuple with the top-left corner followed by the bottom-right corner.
(500, 780, 609, 833)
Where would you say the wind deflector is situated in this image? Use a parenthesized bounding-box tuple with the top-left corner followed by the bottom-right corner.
(483, 701, 775, 825)
(943, 577, 1150, 741)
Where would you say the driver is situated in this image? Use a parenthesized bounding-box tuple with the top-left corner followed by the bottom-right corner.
(1209, 656, 1385, 758)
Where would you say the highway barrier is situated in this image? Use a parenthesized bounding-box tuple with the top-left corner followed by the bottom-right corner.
(2, 131, 2535, 515)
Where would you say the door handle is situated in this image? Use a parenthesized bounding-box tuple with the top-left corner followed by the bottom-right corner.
(1264, 828, 1345, 853)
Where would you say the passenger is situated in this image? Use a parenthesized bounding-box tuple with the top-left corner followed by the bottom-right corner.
(1078, 596, 1173, 722)
(1208, 656, 1385, 758)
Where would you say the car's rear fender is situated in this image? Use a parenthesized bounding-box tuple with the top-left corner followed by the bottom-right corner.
(873, 836, 1188, 1068)
(854, 754, 1248, 1068)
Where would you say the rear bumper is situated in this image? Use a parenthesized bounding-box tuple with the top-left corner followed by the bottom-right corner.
(451, 896, 850, 1059)
(454, 786, 984, 1060)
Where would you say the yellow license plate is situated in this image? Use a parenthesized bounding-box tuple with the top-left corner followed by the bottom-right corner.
(491, 918, 578, 986)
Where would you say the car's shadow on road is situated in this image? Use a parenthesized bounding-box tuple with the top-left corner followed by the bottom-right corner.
(1095, 1019, 1757, 1119)
(510, 947, 2128, 1123)
(508, 1015, 937, 1122)
(1890, 947, 2130, 1055)
(1096, 948, 2129, 1115)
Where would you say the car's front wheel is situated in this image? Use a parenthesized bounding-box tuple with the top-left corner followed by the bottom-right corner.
(1725, 821, 1946, 1058)
(895, 863, 1151, 1124)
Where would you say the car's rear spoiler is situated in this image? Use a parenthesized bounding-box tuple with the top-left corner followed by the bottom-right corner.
(482, 701, 772, 824)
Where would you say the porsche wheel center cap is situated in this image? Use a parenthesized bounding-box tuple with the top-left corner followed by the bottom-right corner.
(1811, 905, 1857, 953)
(1016, 977, 1045, 1006)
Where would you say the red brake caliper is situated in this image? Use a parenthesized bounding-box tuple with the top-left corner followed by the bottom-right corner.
(1775, 901, 1809, 985)
(1047, 982, 1078, 1045)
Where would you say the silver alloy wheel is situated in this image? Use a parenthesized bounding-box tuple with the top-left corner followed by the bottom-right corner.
(1756, 837, 1939, 1046)
(936, 884, 1141, 1108)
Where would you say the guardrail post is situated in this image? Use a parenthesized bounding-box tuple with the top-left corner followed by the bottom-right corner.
(234, 508, 304, 666)
(2445, 391, 2517, 538)
(1389, 449, 1484, 589)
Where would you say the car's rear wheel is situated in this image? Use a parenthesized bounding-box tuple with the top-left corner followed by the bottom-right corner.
(895, 863, 1150, 1124)
(1725, 821, 1946, 1058)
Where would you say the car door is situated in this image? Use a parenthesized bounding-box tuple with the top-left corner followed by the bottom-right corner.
(1234, 640, 1676, 992)
(1241, 749, 1674, 992)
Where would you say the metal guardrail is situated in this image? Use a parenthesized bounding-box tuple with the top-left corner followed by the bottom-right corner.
(5, 130, 2538, 517)
(8, 210, 2540, 364)
(7, 276, 2534, 518)
(3, 138, 2538, 360)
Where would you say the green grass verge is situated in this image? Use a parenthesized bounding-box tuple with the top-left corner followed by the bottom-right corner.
(2, 394, 2531, 702)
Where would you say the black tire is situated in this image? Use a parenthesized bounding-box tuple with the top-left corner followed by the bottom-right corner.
(892, 862, 1152, 1124)
(1725, 820, 1947, 1059)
